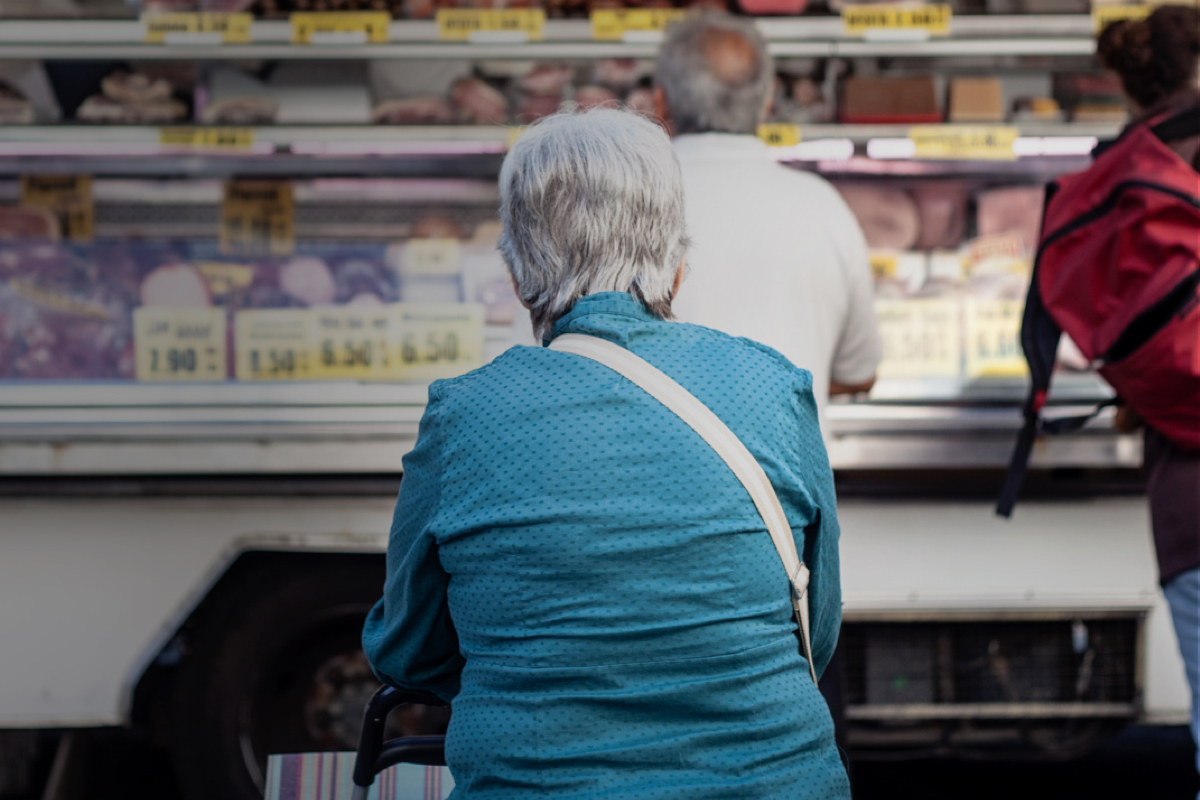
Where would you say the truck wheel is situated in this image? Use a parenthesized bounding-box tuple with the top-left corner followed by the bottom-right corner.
(166, 556, 438, 800)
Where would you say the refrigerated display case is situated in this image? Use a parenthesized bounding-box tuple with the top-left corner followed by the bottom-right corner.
(0, 9, 1186, 798)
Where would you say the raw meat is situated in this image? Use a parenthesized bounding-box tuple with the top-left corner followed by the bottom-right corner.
(912, 182, 969, 251)
(517, 93, 561, 123)
(202, 96, 278, 125)
(101, 72, 174, 105)
(976, 186, 1045, 254)
(0, 207, 59, 240)
(279, 256, 337, 306)
(76, 94, 187, 124)
(333, 259, 397, 305)
(372, 97, 456, 125)
(0, 81, 33, 125)
(625, 87, 656, 118)
(451, 78, 508, 125)
(141, 263, 213, 308)
(520, 64, 573, 97)
(573, 85, 618, 111)
(592, 59, 640, 91)
(411, 215, 462, 239)
(835, 184, 921, 251)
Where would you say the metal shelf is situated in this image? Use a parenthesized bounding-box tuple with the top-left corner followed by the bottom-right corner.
(0, 122, 1116, 175)
(0, 15, 1098, 60)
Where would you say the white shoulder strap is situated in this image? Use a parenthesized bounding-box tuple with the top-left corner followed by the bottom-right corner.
(549, 333, 818, 683)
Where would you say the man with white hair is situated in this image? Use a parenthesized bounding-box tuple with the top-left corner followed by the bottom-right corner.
(655, 12, 882, 429)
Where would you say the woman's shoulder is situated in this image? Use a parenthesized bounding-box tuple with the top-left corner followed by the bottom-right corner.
(668, 320, 815, 394)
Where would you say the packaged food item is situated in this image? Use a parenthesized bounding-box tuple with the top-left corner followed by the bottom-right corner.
(976, 186, 1045, 255)
(736, 0, 807, 14)
(202, 96, 278, 125)
(912, 181, 969, 251)
(840, 76, 942, 124)
(371, 97, 456, 125)
(0, 81, 34, 125)
(834, 183, 921, 251)
(452, 78, 509, 125)
(76, 70, 188, 124)
(948, 78, 1005, 123)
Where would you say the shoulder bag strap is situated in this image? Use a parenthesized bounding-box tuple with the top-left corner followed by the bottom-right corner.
(548, 333, 818, 683)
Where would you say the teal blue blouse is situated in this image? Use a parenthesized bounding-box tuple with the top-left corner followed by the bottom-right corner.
(363, 292, 849, 799)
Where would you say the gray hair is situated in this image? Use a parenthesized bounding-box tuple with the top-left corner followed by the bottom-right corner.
(498, 108, 689, 340)
(655, 11, 773, 135)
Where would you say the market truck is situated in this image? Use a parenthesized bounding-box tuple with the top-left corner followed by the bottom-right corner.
(0, 11, 1190, 800)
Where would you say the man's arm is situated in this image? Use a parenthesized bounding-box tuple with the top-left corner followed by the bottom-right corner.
(829, 196, 882, 397)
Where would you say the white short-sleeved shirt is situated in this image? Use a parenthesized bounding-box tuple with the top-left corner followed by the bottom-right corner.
(670, 133, 882, 430)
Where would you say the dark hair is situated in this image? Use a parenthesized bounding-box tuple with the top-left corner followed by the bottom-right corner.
(1097, 5, 1200, 110)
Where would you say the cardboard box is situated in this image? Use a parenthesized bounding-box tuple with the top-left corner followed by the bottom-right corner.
(949, 78, 1005, 123)
(840, 77, 942, 124)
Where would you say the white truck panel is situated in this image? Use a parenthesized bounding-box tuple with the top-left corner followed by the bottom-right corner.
(0, 495, 1186, 727)
(0, 497, 392, 728)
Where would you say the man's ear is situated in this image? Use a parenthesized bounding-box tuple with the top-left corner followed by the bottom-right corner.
(653, 86, 673, 136)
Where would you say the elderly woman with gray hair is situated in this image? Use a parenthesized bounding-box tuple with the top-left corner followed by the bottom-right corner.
(363, 108, 850, 799)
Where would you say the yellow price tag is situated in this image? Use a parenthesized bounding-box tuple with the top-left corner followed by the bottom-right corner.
(134, 307, 227, 382)
(875, 298, 962, 379)
(589, 9, 685, 40)
(220, 180, 294, 258)
(869, 252, 899, 280)
(234, 309, 314, 381)
(402, 239, 461, 278)
(142, 12, 252, 44)
(1091, 4, 1152, 33)
(909, 126, 1018, 161)
(964, 298, 1026, 378)
(20, 174, 92, 243)
(311, 307, 397, 381)
(291, 11, 391, 44)
(506, 126, 527, 150)
(195, 261, 255, 299)
(757, 124, 802, 148)
(160, 127, 255, 150)
(843, 4, 952, 36)
(437, 9, 545, 42)
(395, 303, 485, 382)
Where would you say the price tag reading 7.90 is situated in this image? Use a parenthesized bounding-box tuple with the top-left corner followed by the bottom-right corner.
(134, 307, 227, 382)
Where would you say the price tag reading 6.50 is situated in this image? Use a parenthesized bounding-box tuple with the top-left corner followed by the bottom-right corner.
(311, 308, 397, 381)
(965, 298, 1026, 378)
(395, 302, 485, 381)
(134, 307, 227, 382)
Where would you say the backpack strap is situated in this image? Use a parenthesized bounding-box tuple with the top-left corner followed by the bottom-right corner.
(549, 332, 820, 684)
(1151, 104, 1200, 145)
(997, 186, 1063, 518)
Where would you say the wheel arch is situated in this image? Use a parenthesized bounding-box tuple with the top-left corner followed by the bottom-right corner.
(124, 544, 386, 732)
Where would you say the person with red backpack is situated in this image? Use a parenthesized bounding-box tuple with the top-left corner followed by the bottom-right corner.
(1000, 6, 1199, 788)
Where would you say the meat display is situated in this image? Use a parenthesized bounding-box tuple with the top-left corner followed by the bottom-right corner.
(451, 78, 508, 125)
(573, 85, 618, 111)
(77, 71, 187, 124)
(279, 256, 337, 307)
(0, 81, 33, 125)
(0, 207, 60, 241)
(520, 64, 573, 97)
(372, 97, 456, 125)
(140, 263, 213, 308)
(835, 183, 921, 251)
(976, 186, 1045, 254)
(517, 92, 561, 123)
(912, 182, 969, 251)
(202, 96, 278, 125)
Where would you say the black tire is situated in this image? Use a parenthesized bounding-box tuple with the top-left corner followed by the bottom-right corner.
(167, 555, 405, 800)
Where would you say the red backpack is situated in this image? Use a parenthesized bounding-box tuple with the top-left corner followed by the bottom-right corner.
(997, 105, 1200, 517)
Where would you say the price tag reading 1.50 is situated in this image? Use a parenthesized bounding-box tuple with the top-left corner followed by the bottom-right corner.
(234, 309, 313, 381)
(875, 298, 962, 379)
(312, 308, 396, 381)
(395, 303, 485, 382)
(134, 307, 227, 382)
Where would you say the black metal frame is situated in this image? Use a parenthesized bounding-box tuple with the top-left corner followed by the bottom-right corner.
(351, 685, 448, 798)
